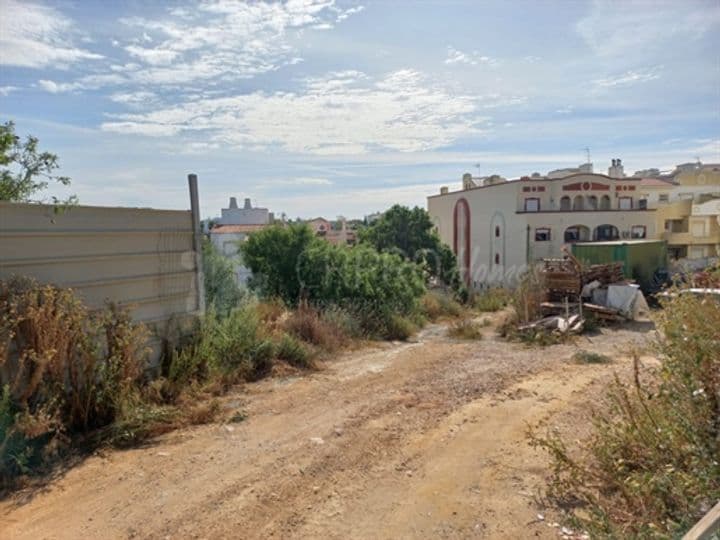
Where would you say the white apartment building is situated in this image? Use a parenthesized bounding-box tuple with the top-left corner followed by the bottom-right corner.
(427, 159, 658, 288)
(428, 159, 720, 288)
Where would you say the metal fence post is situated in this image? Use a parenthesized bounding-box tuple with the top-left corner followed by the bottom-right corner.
(188, 173, 206, 314)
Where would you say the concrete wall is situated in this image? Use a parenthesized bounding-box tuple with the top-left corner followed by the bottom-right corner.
(0, 201, 203, 365)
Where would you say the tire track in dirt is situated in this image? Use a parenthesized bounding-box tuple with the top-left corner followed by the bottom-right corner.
(0, 319, 652, 539)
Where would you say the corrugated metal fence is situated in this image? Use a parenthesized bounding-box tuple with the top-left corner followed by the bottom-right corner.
(0, 176, 205, 366)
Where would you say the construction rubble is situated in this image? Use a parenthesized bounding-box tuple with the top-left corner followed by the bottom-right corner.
(522, 248, 650, 337)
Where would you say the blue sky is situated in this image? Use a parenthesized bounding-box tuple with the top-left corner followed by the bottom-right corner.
(1, 0, 719, 220)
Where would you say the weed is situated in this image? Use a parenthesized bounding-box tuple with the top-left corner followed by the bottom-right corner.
(283, 303, 344, 351)
(421, 290, 464, 320)
(448, 319, 484, 340)
(275, 333, 313, 368)
(529, 291, 720, 538)
(382, 314, 417, 341)
(572, 350, 611, 364)
(472, 287, 511, 312)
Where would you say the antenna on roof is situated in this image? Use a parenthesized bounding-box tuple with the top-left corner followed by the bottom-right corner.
(474, 163, 481, 177)
(583, 147, 591, 164)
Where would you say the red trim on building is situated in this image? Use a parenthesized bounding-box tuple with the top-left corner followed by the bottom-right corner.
(453, 198, 471, 287)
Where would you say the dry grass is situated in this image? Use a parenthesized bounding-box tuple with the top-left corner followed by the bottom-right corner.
(421, 290, 464, 321)
(529, 291, 720, 538)
(283, 302, 346, 352)
(447, 319, 484, 340)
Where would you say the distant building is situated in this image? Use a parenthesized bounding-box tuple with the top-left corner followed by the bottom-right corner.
(209, 197, 274, 285)
(427, 159, 720, 289)
(307, 216, 356, 245)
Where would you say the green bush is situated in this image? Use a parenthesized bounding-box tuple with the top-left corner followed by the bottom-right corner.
(297, 242, 426, 331)
(240, 223, 317, 305)
(530, 291, 720, 538)
(276, 334, 312, 368)
(359, 205, 462, 293)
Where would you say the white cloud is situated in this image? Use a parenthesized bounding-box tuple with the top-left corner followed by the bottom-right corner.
(577, 0, 720, 58)
(109, 91, 158, 105)
(266, 177, 333, 186)
(0, 86, 19, 96)
(0, 0, 103, 68)
(38, 74, 128, 93)
(101, 69, 487, 154)
(107, 0, 362, 87)
(593, 66, 662, 88)
(445, 47, 498, 66)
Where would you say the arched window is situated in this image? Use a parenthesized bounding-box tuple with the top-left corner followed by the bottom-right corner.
(600, 195, 611, 210)
(593, 224, 620, 241)
(573, 195, 584, 211)
(587, 195, 598, 210)
(560, 196, 571, 211)
(495, 225, 500, 237)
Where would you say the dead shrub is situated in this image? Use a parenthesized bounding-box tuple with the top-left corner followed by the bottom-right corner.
(572, 350, 611, 364)
(0, 277, 149, 481)
(283, 303, 345, 351)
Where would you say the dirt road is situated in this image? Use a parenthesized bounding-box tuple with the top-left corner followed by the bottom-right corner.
(0, 316, 653, 539)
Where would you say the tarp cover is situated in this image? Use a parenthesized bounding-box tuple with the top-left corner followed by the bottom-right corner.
(606, 284, 650, 320)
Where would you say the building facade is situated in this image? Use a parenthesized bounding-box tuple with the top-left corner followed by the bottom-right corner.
(428, 160, 720, 288)
(210, 197, 273, 285)
(428, 160, 658, 288)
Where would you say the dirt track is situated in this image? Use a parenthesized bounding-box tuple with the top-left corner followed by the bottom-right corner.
(0, 315, 654, 539)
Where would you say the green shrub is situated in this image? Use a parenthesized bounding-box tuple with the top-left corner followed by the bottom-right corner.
(448, 319, 484, 340)
(382, 315, 417, 341)
(275, 334, 313, 368)
(530, 291, 720, 538)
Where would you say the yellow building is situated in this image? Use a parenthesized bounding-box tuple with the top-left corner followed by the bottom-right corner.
(639, 163, 720, 261)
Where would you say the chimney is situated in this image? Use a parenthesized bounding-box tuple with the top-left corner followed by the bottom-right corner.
(229, 197, 238, 209)
(462, 173, 476, 190)
(440, 186, 449, 194)
(608, 158, 625, 179)
(244, 198, 252, 209)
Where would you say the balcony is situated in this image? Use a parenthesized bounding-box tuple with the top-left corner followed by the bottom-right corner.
(516, 208, 653, 214)
(663, 231, 720, 245)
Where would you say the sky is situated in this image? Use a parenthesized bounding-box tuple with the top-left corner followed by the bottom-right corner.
(1, 0, 719, 220)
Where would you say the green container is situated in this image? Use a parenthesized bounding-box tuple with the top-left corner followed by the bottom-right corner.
(572, 240, 668, 291)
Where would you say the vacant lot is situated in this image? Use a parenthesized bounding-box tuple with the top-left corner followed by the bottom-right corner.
(0, 314, 654, 539)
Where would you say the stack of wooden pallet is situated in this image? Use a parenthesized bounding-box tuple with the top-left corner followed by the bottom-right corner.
(542, 258, 582, 300)
(581, 262, 625, 286)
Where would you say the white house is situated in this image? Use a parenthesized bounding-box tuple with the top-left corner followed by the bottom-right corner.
(209, 197, 273, 285)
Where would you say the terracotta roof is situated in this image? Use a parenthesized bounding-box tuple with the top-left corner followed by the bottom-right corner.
(639, 178, 675, 187)
(210, 224, 269, 234)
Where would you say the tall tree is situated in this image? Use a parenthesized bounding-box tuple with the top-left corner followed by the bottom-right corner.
(0, 121, 75, 204)
(359, 205, 462, 294)
(240, 223, 318, 305)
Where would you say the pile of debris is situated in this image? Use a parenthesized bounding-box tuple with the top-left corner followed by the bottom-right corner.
(520, 248, 650, 337)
